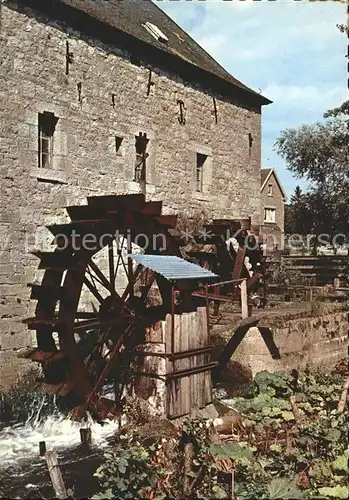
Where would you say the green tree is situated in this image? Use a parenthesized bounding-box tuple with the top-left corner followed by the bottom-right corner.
(275, 101, 349, 254)
(285, 186, 312, 235)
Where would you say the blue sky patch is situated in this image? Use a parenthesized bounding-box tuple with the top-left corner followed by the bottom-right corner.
(158, 0, 347, 198)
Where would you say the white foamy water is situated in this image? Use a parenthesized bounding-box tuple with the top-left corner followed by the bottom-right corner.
(0, 413, 119, 469)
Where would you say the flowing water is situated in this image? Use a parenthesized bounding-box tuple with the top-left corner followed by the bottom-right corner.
(0, 392, 121, 499)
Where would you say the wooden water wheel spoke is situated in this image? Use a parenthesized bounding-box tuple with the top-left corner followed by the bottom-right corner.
(85, 265, 106, 292)
(84, 325, 113, 366)
(87, 260, 132, 312)
(83, 276, 105, 304)
(108, 241, 116, 286)
(87, 324, 134, 403)
(118, 251, 130, 281)
(74, 312, 99, 319)
(87, 261, 113, 293)
(73, 318, 102, 332)
(119, 264, 143, 302)
(113, 234, 126, 285)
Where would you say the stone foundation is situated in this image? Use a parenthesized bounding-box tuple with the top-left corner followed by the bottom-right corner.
(0, 350, 40, 392)
(226, 304, 348, 376)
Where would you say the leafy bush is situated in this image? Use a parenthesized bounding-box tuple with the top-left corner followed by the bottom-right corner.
(92, 433, 161, 500)
(93, 367, 348, 499)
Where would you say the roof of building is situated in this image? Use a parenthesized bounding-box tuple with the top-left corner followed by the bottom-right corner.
(261, 168, 286, 199)
(261, 168, 273, 187)
(58, 0, 270, 105)
(128, 254, 218, 282)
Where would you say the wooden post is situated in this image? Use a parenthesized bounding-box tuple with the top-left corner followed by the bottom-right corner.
(338, 377, 349, 412)
(39, 441, 46, 457)
(305, 288, 313, 302)
(45, 451, 67, 500)
(127, 236, 134, 298)
(290, 395, 301, 424)
(183, 442, 195, 495)
(213, 284, 220, 316)
(240, 279, 248, 319)
(80, 427, 92, 446)
(171, 285, 175, 357)
(205, 284, 210, 345)
(231, 468, 235, 500)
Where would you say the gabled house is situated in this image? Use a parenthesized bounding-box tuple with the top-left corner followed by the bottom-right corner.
(260, 168, 286, 251)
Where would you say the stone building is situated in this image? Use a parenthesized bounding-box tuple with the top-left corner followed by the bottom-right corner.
(260, 168, 286, 251)
(0, 0, 270, 385)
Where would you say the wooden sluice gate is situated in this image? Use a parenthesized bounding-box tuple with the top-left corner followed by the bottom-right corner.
(121, 254, 217, 419)
(130, 307, 214, 418)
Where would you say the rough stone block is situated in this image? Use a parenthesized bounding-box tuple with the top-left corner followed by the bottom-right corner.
(0, 331, 31, 350)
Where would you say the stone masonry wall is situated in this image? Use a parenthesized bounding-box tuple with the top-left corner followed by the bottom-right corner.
(232, 307, 348, 376)
(0, 2, 262, 380)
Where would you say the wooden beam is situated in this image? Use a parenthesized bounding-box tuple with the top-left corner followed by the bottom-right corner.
(214, 318, 260, 375)
(240, 279, 248, 319)
(232, 247, 246, 280)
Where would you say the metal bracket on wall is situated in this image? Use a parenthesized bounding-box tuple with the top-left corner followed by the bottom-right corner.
(177, 99, 186, 125)
(65, 41, 73, 75)
(249, 133, 253, 148)
(146, 68, 155, 96)
(77, 82, 82, 106)
(213, 97, 218, 124)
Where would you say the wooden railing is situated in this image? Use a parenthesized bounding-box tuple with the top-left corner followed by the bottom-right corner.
(281, 255, 348, 287)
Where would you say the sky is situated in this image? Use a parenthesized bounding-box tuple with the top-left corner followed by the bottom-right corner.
(157, 0, 348, 199)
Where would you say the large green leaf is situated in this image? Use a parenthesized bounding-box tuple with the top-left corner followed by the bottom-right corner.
(281, 411, 295, 421)
(209, 443, 253, 462)
(332, 452, 349, 472)
(318, 486, 349, 499)
(92, 488, 114, 500)
(266, 478, 305, 499)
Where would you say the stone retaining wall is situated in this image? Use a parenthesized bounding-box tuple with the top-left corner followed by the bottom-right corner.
(231, 305, 348, 376)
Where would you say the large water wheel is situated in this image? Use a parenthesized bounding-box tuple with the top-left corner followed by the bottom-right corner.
(23, 195, 265, 419)
(23, 194, 182, 419)
(184, 219, 266, 309)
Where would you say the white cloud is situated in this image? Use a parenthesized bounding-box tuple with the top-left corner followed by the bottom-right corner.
(263, 84, 347, 115)
(158, 0, 347, 195)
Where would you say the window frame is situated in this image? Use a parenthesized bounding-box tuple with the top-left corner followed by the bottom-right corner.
(38, 112, 58, 169)
(264, 207, 276, 223)
(196, 152, 207, 193)
(115, 136, 123, 155)
(268, 183, 273, 196)
(134, 132, 149, 183)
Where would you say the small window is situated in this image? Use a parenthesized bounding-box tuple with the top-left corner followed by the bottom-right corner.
(143, 22, 169, 43)
(134, 132, 149, 183)
(38, 112, 58, 169)
(115, 136, 123, 154)
(268, 184, 273, 196)
(264, 208, 276, 223)
(196, 153, 207, 192)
